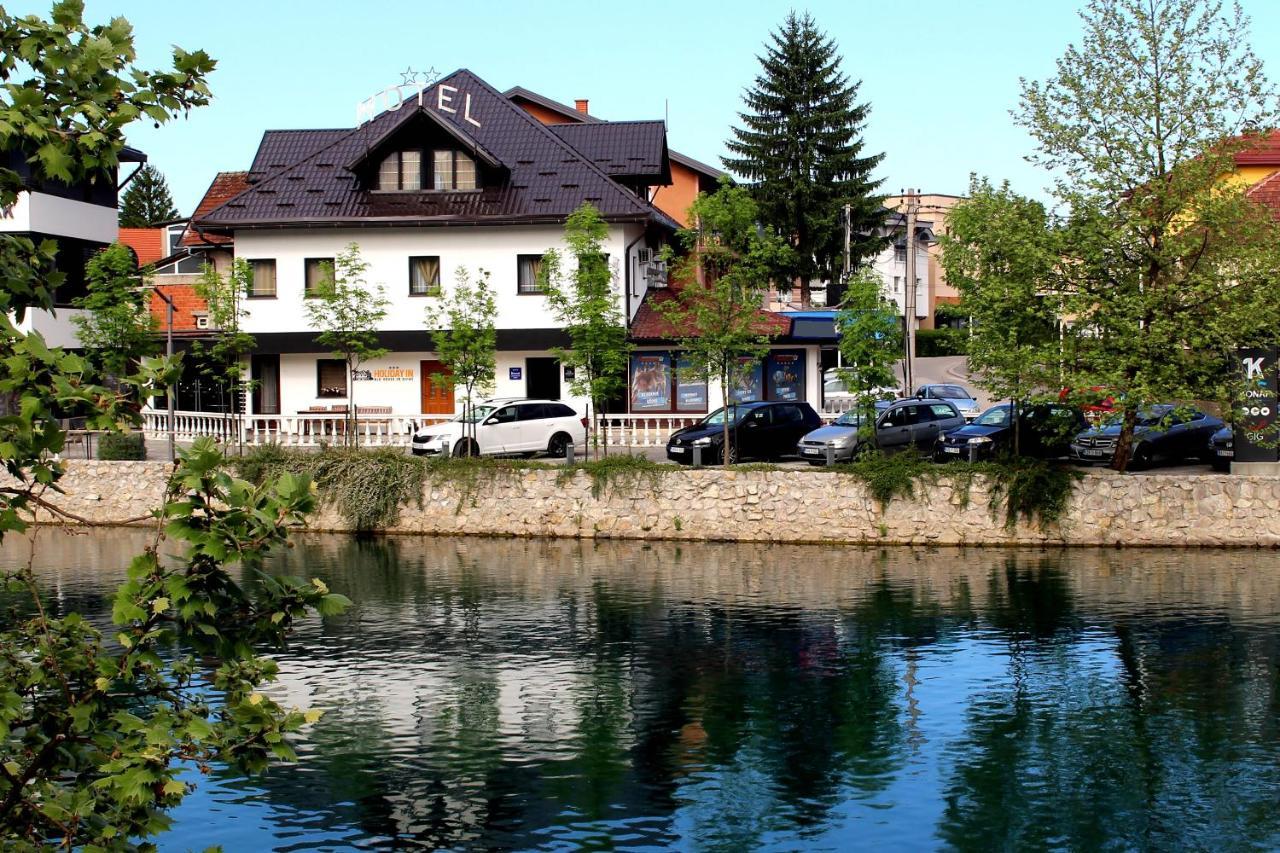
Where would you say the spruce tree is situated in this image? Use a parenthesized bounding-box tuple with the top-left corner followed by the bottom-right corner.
(118, 164, 179, 226)
(724, 12, 885, 306)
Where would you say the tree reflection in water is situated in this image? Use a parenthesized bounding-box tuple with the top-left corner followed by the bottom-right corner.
(5, 531, 1280, 850)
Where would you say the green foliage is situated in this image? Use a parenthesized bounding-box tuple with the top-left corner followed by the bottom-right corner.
(96, 431, 146, 460)
(835, 266, 903, 438)
(118, 164, 178, 227)
(724, 11, 885, 304)
(659, 180, 791, 465)
(540, 203, 631, 458)
(987, 461, 1082, 530)
(837, 450, 933, 509)
(915, 328, 967, 358)
(0, 8, 346, 849)
(556, 453, 670, 498)
(1012, 0, 1280, 469)
(304, 245, 390, 446)
(425, 266, 497, 446)
(191, 259, 257, 421)
(70, 243, 158, 381)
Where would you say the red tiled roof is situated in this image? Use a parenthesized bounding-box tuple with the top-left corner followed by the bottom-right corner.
(117, 227, 166, 266)
(1236, 131, 1280, 166)
(1246, 169, 1280, 219)
(629, 287, 791, 340)
(181, 171, 251, 246)
(149, 283, 208, 333)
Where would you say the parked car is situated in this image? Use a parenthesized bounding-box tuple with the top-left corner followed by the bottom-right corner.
(934, 402, 1087, 462)
(822, 370, 899, 411)
(1209, 425, 1233, 472)
(914, 384, 981, 421)
(666, 401, 822, 464)
(410, 398, 586, 458)
(1070, 405, 1224, 469)
(798, 398, 964, 464)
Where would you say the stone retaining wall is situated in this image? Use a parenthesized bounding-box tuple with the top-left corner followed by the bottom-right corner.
(20, 460, 1280, 547)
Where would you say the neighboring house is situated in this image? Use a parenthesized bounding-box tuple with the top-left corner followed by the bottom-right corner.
(883, 192, 964, 330)
(2, 145, 147, 347)
(868, 209, 934, 330)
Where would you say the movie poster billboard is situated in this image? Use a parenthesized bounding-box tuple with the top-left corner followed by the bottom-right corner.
(1236, 347, 1278, 463)
(630, 352, 672, 411)
(766, 351, 804, 402)
(675, 355, 707, 412)
(729, 357, 763, 404)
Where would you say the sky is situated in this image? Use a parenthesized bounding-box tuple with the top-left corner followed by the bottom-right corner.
(25, 0, 1280, 214)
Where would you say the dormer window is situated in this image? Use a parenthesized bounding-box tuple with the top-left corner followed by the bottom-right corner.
(378, 150, 422, 191)
(433, 150, 477, 190)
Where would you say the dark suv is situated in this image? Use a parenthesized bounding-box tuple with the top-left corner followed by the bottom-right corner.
(666, 401, 822, 464)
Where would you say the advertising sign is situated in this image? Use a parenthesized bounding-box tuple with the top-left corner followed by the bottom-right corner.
(630, 353, 672, 411)
(675, 355, 707, 412)
(1236, 347, 1278, 463)
(729, 357, 763, 404)
(351, 366, 414, 382)
(766, 351, 804, 402)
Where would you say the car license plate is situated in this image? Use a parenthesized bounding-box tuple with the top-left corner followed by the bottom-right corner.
(1082, 448, 1107, 457)
(1217, 449, 1234, 457)
(803, 448, 821, 455)
(944, 446, 961, 454)
(669, 446, 685, 454)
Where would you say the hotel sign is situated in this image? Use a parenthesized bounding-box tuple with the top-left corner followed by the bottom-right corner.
(352, 366, 414, 382)
(1235, 347, 1278, 462)
(356, 69, 482, 128)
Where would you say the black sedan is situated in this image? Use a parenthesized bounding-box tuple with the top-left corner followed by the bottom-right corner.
(935, 403, 1087, 462)
(1209, 426, 1233, 472)
(1070, 405, 1224, 469)
(666, 401, 822, 465)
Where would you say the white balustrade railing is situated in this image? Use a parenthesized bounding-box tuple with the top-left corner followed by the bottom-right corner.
(596, 414, 703, 448)
(142, 410, 452, 447)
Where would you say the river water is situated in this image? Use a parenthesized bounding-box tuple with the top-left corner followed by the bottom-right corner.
(6, 530, 1280, 851)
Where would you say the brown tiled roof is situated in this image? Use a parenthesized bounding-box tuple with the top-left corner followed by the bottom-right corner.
(249, 129, 348, 178)
(117, 227, 166, 266)
(195, 69, 677, 231)
(1246, 169, 1280, 218)
(181, 171, 251, 246)
(1236, 131, 1280, 166)
(549, 121, 670, 182)
(629, 288, 791, 340)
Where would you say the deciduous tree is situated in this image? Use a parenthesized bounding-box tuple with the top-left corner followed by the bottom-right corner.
(1016, 0, 1280, 470)
(540, 203, 630, 458)
(835, 266, 903, 442)
(304, 244, 390, 446)
(658, 182, 791, 465)
(193, 258, 257, 442)
(724, 11, 885, 306)
(425, 266, 497, 453)
(71, 242, 158, 384)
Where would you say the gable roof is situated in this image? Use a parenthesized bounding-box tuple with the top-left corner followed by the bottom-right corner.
(250, 129, 348, 178)
(549, 121, 670, 183)
(1235, 130, 1280, 167)
(195, 69, 676, 231)
(504, 85, 725, 181)
(1246, 169, 1280, 219)
(629, 287, 791, 340)
(181, 171, 251, 246)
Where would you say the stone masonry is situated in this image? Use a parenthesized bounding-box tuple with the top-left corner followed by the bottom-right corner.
(19, 460, 1280, 547)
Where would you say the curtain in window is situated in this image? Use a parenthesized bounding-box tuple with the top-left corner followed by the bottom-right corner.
(454, 152, 476, 190)
(378, 153, 398, 191)
(400, 150, 421, 191)
(305, 259, 331, 295)
(249, 260, 276, 297)
(518, 255, 543, 293)
(433, 150, 452, 190)
(410, 256, 440, 295)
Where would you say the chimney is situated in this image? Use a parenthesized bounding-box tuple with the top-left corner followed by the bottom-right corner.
(574, 99, 589, 115)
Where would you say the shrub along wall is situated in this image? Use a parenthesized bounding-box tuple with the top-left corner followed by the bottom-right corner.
(18, 459, 1280, 547)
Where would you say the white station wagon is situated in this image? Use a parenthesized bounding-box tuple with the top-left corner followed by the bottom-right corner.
(410, 398, 587, 458)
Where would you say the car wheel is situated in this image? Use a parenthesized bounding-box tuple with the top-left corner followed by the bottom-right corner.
(1130, 444, 1153, 471)
(454, 438, 479, 458)
(726, 444, 740, 465)
(547, 432, 572, 458)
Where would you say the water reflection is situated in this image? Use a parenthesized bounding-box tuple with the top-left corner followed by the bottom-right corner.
(5, 531, 1280, 850)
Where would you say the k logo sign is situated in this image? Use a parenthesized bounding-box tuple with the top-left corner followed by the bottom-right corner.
(1243, 355, 1267, 380)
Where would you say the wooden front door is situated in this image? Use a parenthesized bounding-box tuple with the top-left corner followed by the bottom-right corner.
(420, 360, 454, 414)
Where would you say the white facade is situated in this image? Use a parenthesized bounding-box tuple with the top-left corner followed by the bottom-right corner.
(871, 242, 930, 328)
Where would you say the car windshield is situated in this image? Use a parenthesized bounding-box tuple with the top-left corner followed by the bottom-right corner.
(834, 411, 864, 427)
(824, 379, 848, 394)
(1100, 408, 1170, 428)
(976, 407, 1011, 427)
(702, 406, 749, 426)
(456, 404, 498, 424)
(929, 385, 970, 399)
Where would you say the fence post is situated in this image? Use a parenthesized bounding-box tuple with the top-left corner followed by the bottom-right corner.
(825, 445, 835, 466)
(441, 438, 451, 459)
(692, 445, 702, 468)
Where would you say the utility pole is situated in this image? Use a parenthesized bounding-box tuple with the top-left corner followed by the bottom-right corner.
(842, 202, 851, 285)
(903, 189, 919, 394)
(151, 286, 176, 461)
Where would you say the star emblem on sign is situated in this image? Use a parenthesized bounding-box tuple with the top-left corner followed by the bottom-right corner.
(400, 67, 421, 86)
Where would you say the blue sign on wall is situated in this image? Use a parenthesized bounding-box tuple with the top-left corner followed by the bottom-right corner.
(509, 367, 522, 381)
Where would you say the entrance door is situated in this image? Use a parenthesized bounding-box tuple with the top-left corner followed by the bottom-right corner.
(526, 357, 560, 400)
(420, 360, 455, 414)
(251, 354, 280, 415)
